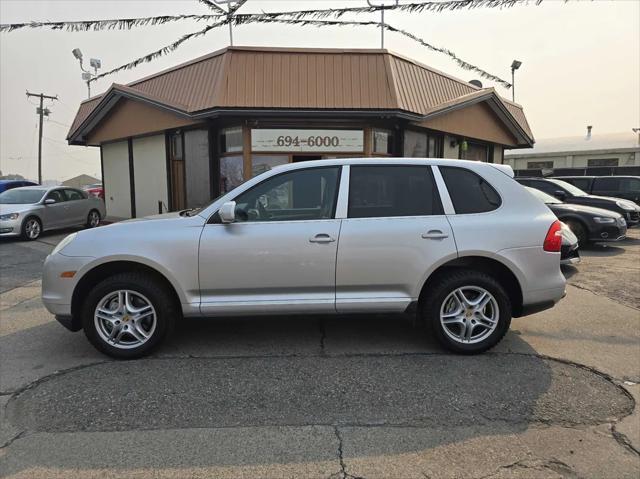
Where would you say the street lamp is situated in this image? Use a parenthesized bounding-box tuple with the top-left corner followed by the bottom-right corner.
(72, 48, 101, 98)
(510, 60, 522, 102)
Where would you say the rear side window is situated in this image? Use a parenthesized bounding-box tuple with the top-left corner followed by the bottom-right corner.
(348, 166, 443, 218)
(440, 167, 501, 214)
(566, 178, 592, 191)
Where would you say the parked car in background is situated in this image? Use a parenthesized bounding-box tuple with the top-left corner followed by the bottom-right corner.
(554, 176, 640, 205)
(0, 186, 105, 240)
(83, 183, 104, 199)
(525, 186, 626, 245)
(42, 158, 566, 359)
(517, 177, 640, 226)
(0, 179, 38, 193)
(559, 222, 580, 265)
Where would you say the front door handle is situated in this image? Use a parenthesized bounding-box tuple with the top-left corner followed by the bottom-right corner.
(422, 230, 448, 240)
(309, 233, 336, 243)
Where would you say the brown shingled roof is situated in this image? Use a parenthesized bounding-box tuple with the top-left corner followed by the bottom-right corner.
(68, 46, 533, 145)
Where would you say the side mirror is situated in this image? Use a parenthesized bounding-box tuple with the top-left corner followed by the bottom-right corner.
(554, 190, 567, 200)
(218, 201, 236, 224)
(44, 198, 56, 205)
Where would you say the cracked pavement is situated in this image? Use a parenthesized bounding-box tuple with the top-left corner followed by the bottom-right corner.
(0, 229, 639, 478)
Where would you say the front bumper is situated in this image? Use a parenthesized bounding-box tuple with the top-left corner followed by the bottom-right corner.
(0, 217, 22, 237)
(41, 252, 94, 319)
(589, 221, 627, 242)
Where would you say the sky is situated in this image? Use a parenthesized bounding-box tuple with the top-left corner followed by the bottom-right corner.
(0, 0, 638, 182)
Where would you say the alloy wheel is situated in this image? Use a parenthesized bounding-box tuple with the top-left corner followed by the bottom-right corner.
(94, 290, 157, 350)
(25, 219, 40, 239)
(439, 286, 499, 345)
(88, 211, 100, 227)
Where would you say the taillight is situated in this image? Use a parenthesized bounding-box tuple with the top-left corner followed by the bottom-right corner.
(543, 220, 563, 252)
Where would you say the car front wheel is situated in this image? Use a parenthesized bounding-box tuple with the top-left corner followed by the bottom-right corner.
(86, 209, 101, 228)
(82, 272, 176, 359)
(422, 270, 511, 354)
(21, 216, 42, 241)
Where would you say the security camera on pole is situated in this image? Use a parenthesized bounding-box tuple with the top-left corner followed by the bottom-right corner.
(72, 48, 101, 98)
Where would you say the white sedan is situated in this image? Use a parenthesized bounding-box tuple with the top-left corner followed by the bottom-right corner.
(0, 186, 106, 240)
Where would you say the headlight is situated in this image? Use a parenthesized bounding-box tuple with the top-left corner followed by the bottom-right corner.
(51, 233, 77, 255)
(616, 200, 635, 211)
(593, 217, 615, 224)
(0, 213, 19, 221)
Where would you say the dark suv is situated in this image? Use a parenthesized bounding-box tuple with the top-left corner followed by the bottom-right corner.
(516, 177, 640, 226)
(554, 176, 640, 205)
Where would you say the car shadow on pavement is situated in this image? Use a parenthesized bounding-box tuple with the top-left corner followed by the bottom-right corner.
(1, 313, 633, 475)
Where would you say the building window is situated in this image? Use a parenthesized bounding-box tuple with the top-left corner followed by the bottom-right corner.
(219, 126, 243, 153)
(587, 158, 618, 167)
(527, 161, 554, 169)
(461, 141, 489, 162)
(220, 156, 244, 195)
(372, 129, 394, 155)
(404, 130, 443, 158)
(251, 155, 289, 177)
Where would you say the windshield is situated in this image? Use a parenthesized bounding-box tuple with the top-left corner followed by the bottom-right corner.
(0, 189, 46, 204)
(526, 186, 561, 204)
(547, 178, 587, 197)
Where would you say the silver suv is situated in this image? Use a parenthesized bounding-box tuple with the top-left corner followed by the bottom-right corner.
(42, 159, 566, 359)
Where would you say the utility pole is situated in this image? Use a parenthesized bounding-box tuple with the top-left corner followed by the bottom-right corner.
(26, 91, 58, 184)
(367, 0, 399, 49)
(210, 0, 247, 46)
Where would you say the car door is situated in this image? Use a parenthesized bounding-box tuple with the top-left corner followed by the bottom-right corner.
(335, 164, 457, 313)
(62, 188, 88, 225)
(198, 165, 342, 315)
(42, 189, 69, 229)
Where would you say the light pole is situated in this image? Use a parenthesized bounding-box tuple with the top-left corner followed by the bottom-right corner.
(510, 59, 522, 102)
(72, 48, 101, 98)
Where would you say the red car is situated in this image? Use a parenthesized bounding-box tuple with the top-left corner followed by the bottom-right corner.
(83, 183, 104, 199)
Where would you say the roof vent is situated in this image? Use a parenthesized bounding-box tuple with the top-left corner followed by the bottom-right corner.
(586, 125, 593, 140)
(469, 79, 483, 88)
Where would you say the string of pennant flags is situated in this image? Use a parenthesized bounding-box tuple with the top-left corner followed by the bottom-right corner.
(0, 0, 551, 89)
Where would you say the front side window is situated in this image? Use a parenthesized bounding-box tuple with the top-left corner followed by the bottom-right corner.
(348, 166, 443, 218)
(566, 178, 591, 191)
(232, 167, 340, 222)
(440, 167, 501, 214)
(547, 178, 587, 196)
(46, 190, 66, 203)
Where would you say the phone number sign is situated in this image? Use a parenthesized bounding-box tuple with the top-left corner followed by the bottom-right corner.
(251, 129, 364, 153)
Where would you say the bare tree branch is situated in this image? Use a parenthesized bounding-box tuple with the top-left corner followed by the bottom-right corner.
(198, 0, 228, 14)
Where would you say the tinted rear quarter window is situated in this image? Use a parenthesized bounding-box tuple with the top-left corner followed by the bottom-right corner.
(440, 166, 501, 214)
(348, 165, 443, 218)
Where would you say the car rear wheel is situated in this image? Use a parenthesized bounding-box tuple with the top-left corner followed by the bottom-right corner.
(422, 270, 511, 354)
(565, 220, 587, 245)
(86, 209, 101, 228)
(82, 272, 176, 359)
(21, 216, 41, 241)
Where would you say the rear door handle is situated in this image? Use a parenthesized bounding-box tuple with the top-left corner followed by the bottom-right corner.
(422, 230, 448, 240)
(309, 233, 336, 243)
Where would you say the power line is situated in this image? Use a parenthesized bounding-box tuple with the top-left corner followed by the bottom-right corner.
(25, 91, 58, 184)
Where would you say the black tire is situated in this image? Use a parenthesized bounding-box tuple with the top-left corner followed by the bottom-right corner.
(20, 216, 42, 241)
(565, 220, 588, 246)
(82, 272, 177, 359)
(86, 209, 101, 228)
(421, 270, 511, 354)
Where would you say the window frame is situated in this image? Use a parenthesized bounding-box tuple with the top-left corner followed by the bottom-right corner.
(346, 164, 444, 219)
(212, 165, 342, 224)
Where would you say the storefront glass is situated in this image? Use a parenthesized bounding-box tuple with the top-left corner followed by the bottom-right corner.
(373, 129, 394, 155)
(220, 155, 244, 194)
(404, 130, 428, 157)
(462, 142, 489, 162)
(220, 127, 243, 153)
(252, 155, 289, 177)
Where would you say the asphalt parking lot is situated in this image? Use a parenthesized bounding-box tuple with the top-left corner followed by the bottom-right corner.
(0, 227, 639, 478)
